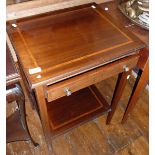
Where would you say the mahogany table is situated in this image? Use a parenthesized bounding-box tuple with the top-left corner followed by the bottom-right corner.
(6, 45, 38, 146)
(7, 3, 146, 152)
(100, 1, 149, 123)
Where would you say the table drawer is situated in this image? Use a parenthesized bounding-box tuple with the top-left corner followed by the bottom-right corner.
(46, 55, 139, 102)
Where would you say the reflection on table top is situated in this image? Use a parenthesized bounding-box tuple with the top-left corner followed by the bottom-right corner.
(7, 3, 145, 88)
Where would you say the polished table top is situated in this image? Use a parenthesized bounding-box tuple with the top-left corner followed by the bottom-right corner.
(100, 1, 149, 72)
(7, 3, 145, 88)
(100, 1, 148, 46)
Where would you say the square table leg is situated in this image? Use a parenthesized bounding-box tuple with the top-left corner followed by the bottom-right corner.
(35, 86, 53, 154)
(121, 48, 149, 123)
(106, 70, 131, 124)
(121, 60, 149, 123)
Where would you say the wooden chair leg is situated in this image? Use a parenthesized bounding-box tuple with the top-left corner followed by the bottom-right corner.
(121, 61, 149, 123)
(106, 71, 130, 124)
(17, 84, 39, 147)
(6, 83, 39, 147)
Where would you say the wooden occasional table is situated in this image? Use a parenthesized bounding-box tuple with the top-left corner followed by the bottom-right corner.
(7, 3, 146, 152)
(100, 1, 149, 123)
(6, 45, 38, 146)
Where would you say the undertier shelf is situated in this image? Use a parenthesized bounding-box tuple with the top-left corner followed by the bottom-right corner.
(47, 85, 111, 137)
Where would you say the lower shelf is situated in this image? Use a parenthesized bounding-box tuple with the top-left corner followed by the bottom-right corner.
(47, 85, 111, 137)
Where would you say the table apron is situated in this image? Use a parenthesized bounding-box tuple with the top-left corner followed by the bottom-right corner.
(46, 55, 139, 102)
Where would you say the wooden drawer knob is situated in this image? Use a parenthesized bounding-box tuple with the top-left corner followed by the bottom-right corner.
(123, 65, 129, 72)
(64, 88, 72, 96)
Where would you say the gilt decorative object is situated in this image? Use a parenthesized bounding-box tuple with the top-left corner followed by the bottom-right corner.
(118, 0, 149, 30)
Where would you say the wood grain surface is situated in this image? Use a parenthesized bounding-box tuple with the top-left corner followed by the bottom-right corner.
(46, 54, 139, 102)
(99, 1, 149, 123)
(7, 3, 145, 88)
(6, 75, 149, 155)
(47, 85, 110, 137)
(6, 2, 148, 154)
(100, 1, 148, 45)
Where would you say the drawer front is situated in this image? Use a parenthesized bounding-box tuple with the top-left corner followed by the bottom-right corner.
(46, 55, 139, 102)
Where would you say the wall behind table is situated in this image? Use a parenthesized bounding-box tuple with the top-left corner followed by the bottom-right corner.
(7, 0, 112, 20)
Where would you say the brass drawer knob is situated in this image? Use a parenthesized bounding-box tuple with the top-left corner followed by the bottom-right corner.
(123, 65, 129, 72)
(64, 88, 72, 96)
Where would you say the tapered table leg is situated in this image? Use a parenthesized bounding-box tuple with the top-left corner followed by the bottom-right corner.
(35, 86, 53, 154)
(106, 70, 131, 124)
(122, 60, 149, 123)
